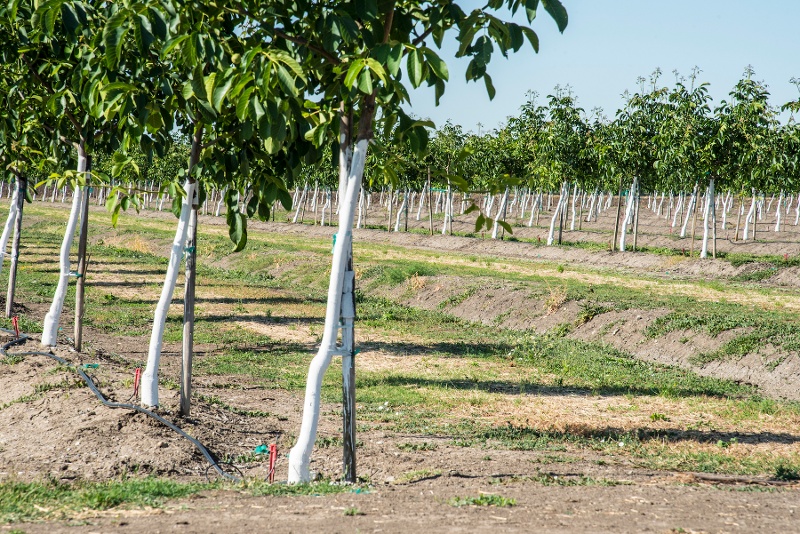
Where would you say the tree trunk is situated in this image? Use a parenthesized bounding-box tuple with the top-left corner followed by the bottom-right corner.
(5, 175, 25, 318)
(612, 177, 624, 251)
(42, 147, 87, 346)
(288, 138, 366, 484)
(140, 178, 196, 406)
(73, 157, 92, 351)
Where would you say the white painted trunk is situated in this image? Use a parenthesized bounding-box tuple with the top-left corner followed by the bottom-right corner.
(42, 152, 88, 346)
(700, 179, 715, 258)
(546, 183, 566, 245)
(416, 186, 425, 221)
(356, 187, 365, 228)
(441, 186, 451, 235)
(491, 188, 509, 239)
(292, 185, 308, 223)
(618, 178, 637, 252)
(288, 139, 366, 484)
(775, 193, 783, 232)
(140, 180, 196, 406)
(42, 180, 86, 346)
(672, 193, 684, 229)
(569, 183, 578, 231)
(394, 190, 408, 232)
(680, 187, 698, 238)
(795, 193, 800, 225)
(0, 187, 19, 276)
(743, 193, 756, 241)
(586, 191, 597, 223)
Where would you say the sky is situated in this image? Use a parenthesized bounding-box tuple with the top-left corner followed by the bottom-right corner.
(405, 0, 800, 132)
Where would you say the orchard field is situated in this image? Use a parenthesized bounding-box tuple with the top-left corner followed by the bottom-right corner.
(1, 197, 799, 533)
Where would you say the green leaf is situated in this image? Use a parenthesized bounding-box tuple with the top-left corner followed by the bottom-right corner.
(275, 64, 298, 96)
(203, 73, 217, 104)
(422, 48, 449, 82)
(235, 86, 255, 121)
(103, 9, 129, 69)
(364, 58, 388, 85)
(277, 188, 293, 211)
(475, 213, 486, 232)
(407, 49, 423, 88)
(228, 211, 247, 252)
(484, 73, 496, 100)
(498, 220, 513, 234)
(212, 75, 234, 112)
(520, 27, 540, 53)
(61, 3, 80, 33)
(386, 44, 403, 76)
(148, 6, 167, 40)
(344, 59, 365, 89)
(357, 70, 373, 94)
(542, 0, 568, 32)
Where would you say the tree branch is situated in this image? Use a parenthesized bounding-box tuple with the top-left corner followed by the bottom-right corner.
(20, 54, 84, 138)
(274, 29, 341, 65)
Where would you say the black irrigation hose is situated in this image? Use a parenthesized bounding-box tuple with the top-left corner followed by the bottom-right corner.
(1, 328, 240, 482)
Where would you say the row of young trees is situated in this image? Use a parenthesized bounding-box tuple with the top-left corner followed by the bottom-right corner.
(0, 0, 569, 483)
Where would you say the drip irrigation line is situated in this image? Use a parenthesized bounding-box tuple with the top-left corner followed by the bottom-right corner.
(0, 328, 240, 482)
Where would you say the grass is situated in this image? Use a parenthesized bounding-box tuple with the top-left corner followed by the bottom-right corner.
(5, 203, 800, 491)
(449, 494, 516, 507)
(0, 477, 352, 523)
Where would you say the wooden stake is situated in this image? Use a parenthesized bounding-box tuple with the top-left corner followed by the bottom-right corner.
(74, 158, 92, 351)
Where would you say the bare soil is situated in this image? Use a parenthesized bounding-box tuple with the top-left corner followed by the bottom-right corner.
(2, 201, 799, 533)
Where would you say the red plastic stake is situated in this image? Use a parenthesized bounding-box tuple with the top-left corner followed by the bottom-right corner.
(268, 443, 278, 483)
(11, 316, 19, 340)
(133, 367, 142, 398)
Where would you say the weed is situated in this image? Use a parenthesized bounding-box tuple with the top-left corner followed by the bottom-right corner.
(397, 442, 438, 452)
(344, 507, 364, 516)
(450, 494, 516, 507)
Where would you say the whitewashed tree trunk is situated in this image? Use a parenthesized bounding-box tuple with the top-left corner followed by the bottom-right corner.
(416, 185, 425, 221)
(546, 182, 567, 245)
(140, 180, 196, 406)
(288, 139, 365, 484)
(292, 184, 308, 223)
(743, 192, 756, 241)
(586, 190, 597, 222)
(569, 183, 578, 230)
(680, 185, 698, 238)
(618, 178, 637, 252)
(491, 187, 509, 239)
(0, 187, 19, 277)
(356, 187, 365, 228)
(794, 193, 800, 225)
(441, 185, 452, 235)
(41, 153, 88, 347)
(775, 192, 783, 232)
(700, 179, 715, 258)
(394, 190, 408, 232)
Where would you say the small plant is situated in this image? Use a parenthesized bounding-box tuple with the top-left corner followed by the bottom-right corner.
(650, 412, 668, 422)
(344, 507, 363, 516)
(774, 462, 800, 481)
(556, 264, 565, 273)
(450, 494, 516, 507)
(397, 442, 437, 452)
(544, 285, 567, 315)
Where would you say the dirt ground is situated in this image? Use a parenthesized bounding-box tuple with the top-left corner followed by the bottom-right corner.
(2, 200, 799, 533)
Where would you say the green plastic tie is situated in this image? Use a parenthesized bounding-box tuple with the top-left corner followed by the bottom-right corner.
(353, 348, 361, 356)
(254, 444, 269, 455)
(81, 363, 99, 370)
(184, 246, 196, 254)
(68, 271, 82, 278)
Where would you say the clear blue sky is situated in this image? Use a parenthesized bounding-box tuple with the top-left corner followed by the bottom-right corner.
(406, 0, 800, 132)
